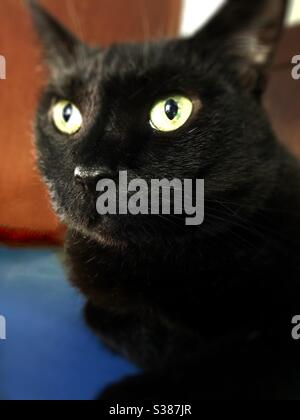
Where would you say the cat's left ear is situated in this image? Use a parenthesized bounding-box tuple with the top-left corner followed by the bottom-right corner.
(193, 0, 288, 95)
(27, 0, 89, 75)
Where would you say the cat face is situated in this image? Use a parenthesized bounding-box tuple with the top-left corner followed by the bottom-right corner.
(30, 0, 287, 245)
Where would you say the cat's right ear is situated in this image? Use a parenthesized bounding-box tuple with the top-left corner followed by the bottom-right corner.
(27, 0, 87, 75)
(191, 0, 288, 95)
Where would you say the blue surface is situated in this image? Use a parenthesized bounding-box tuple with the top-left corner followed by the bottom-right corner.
(0, 247, 136, 400)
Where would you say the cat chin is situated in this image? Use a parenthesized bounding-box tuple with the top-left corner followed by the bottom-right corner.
(50, 196, 189, 249)
(82, 228, 129, 249)
(67, 218, 129, 249)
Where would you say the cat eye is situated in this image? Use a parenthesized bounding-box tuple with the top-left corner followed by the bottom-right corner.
(52, 100, 83, 135)
(150, 96, 193, 132)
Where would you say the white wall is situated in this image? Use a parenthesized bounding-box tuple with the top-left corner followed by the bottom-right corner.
(180, 0, 224, 36)
(288, 0, 300, 24)
(180, 0, 300, 36)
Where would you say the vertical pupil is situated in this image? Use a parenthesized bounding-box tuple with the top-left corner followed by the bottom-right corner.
(63, 104, 73, 123)
(165, 99, 179, 121)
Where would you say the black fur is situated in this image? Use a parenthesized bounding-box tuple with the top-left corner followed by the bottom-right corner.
(29, 0, 300, 399)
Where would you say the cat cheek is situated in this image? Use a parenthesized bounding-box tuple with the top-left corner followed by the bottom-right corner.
(42, 176, 65, 220)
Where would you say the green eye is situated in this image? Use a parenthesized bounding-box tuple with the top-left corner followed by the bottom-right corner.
(52, 100, 83, 135)
(150, 96, 193, 132)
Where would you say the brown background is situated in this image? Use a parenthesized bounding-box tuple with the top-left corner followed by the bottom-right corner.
(0, 0, 181, 239)
(0, 1, 299, 241)
(265, 25, 300, 160)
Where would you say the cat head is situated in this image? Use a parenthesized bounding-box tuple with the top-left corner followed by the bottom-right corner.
(29, 0, 288, 247)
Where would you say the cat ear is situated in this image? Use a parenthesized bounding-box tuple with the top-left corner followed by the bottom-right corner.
(193, 0, 288, 94)
(27, 0, 88, 74)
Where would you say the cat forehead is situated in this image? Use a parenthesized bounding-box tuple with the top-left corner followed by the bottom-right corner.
(100, 39, 195, 78)
(50, 39, 214, 98)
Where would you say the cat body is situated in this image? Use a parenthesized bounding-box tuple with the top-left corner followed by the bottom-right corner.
(29, 0, 300, 399)
(66, 154, 300, 399)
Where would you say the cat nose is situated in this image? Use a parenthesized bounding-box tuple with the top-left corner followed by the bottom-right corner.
(74, 166, 113, 192)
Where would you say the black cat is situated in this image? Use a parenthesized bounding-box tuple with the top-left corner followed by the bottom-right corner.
(29, 0, 300, 399)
